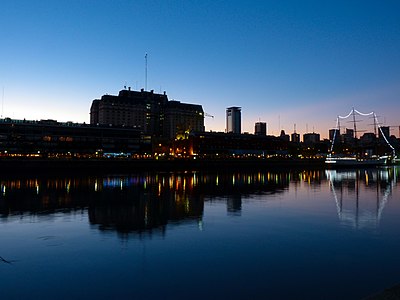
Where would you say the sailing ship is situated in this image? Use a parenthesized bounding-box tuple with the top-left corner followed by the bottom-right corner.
(325, 108, 396, 167)
(325, 155, 389, 167)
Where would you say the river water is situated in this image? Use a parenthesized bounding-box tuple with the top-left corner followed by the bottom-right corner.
(1, 167, 399, 299)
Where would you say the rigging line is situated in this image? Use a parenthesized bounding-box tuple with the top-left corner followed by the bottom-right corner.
(338, 109, 354, 119)
(330, 117, 340, 153)
(338, 108, 374, 119)
(374, 113, 396, 156)
(354, 109, 374, 117)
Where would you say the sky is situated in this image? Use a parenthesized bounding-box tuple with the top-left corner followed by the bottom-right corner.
(1, 0, 400, 138)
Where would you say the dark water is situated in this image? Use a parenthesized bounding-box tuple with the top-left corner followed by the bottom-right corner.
(0, 168, 399, 299)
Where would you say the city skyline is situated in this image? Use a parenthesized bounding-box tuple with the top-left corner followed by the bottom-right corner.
(1, 1, 400, 138)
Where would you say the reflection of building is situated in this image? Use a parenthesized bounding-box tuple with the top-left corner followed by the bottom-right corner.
(0, 175, 205, 235)
(0, 171, 293, 234)
(90, 88, 204, 139)
(226, 107, 241, 134)
(227, 195, 242, 216)
(88, 194, 204, 234)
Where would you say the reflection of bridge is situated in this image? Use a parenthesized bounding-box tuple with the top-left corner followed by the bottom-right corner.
(326, 168, 394, 229)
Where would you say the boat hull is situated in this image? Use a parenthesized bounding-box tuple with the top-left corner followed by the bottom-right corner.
(325, 156, 388, 167)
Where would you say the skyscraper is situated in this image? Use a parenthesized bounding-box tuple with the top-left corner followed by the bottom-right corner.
(226, 107, 241, 134)
(254, 122, 267, 136)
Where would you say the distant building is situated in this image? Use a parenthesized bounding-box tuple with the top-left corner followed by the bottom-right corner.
(343, 128, 355, 144)
(185, 131, 288, 157)
(0, 118, 144, 155)
(254, 122, 267, 136)
(303, 132, 320, 144)
(360, 132, 376, 145)
(345, 128, 354, 138)
(329, 129, 341, 143)
(226, 107, 241, 134)
(291, 124, 300, 143)
(280, 130, 290, 142)
(291, 132, 300, 143)
(90, 88, 204, 139)
(164, 100, 204, 139)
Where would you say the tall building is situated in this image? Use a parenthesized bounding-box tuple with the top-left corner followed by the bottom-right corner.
(291, 124, 300, 142)
(254, 122, 267, 136)
(90, 88, 204, 139)
(226, 107, 241, 134)
(291, 132, 300, 143)
(343, 128, 355, 144)
(329, 129, 340, 143)
(164, 100, 204, 139)
(280, 130, 290, 142)
(303, 132, 320, 144)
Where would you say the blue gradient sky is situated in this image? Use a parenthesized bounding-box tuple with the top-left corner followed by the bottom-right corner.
(1, 0, 399, 138)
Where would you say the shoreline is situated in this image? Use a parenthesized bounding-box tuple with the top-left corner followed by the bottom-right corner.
(0, 158, 326, 175)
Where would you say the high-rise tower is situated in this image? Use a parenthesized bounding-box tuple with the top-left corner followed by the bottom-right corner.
(255, 122, 267, 136)
(226, 107, 241, 134)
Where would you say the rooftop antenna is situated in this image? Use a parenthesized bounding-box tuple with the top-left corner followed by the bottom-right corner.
(278, 115, 280, 132)
(145, 53, 148, 91)
(294, 123, 297, 133)
(1, 86, 4, 118)
(370, 114, 378, 137)
(352, 108, 357, 139)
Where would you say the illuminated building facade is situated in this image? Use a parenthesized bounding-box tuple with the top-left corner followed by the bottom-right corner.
(90, 88, 204, 139)
(0, 118, 145, 156)
(185, 132, 288, 157)
(164, 101, 204, 139)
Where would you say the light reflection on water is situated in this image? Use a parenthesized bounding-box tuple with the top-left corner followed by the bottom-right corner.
(326, 168, 396, 230)
(0, 167, 399, 299)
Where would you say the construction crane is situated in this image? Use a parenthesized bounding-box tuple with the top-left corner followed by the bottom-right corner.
(205, 112, 214, 119)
